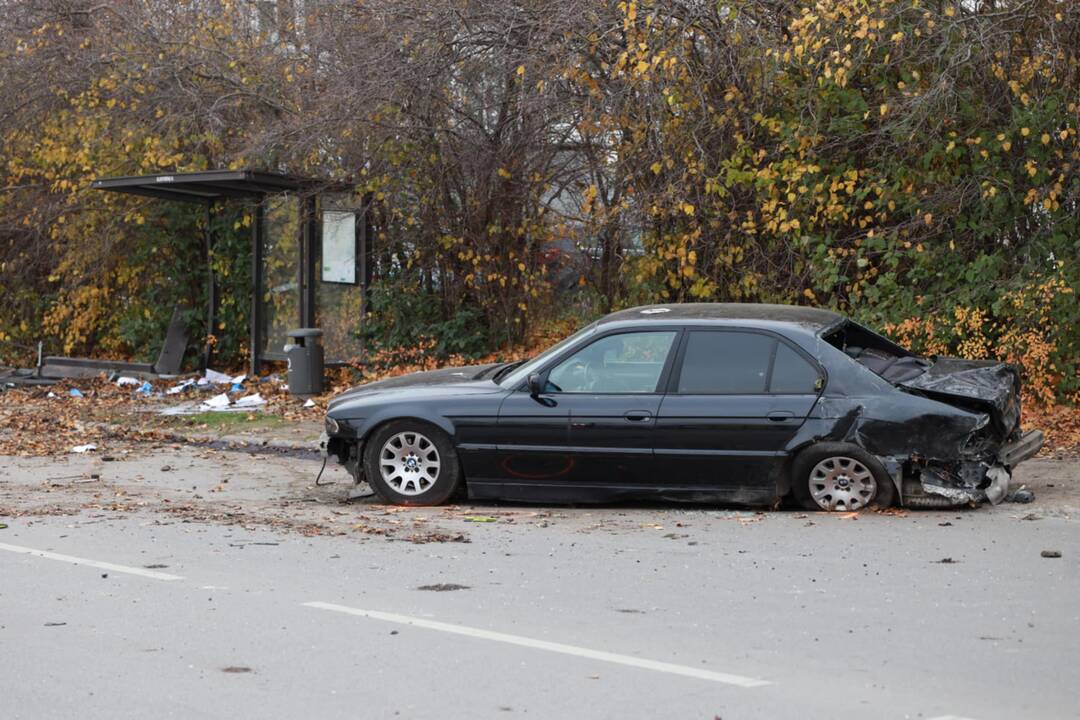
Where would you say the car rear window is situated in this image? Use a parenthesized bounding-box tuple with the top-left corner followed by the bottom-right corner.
(678, 331, 773, 393)
(769, 341, 819, 393)
(677, 331, 820, 394)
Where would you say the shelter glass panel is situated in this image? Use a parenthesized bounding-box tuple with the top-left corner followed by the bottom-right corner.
(316, 193, 366, 362)
(261, 193, 301, 358)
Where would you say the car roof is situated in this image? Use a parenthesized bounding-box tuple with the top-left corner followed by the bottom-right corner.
(598, 303, 844, 332)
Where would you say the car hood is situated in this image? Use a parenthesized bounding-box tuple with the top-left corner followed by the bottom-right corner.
(327, 363, 503, 411)
(898, 357, 1020, 436)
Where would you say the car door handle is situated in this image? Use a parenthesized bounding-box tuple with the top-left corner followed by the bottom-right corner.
(767, 411, 795, 422)
(624, 410, 652, 422)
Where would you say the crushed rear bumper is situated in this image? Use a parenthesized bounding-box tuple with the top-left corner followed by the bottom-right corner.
(998, 429, 1044, 468)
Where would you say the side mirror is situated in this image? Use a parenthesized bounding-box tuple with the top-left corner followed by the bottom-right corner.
(527, 372, 544, 397)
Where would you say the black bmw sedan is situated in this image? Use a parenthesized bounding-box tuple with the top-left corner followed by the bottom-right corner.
(323, 303, 1043, 511)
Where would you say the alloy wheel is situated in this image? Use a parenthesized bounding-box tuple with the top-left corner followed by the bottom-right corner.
(379, 431, 441, 496)
(808, 456, 877, 511)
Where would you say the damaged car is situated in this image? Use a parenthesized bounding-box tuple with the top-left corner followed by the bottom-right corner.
(323, 303, 1043, 510)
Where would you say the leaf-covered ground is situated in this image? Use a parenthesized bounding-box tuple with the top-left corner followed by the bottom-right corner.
(1, 369, 1077, 460)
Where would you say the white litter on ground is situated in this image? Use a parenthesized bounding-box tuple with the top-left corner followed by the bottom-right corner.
(234, 393, 266, 407)
(200, 393, 231, 410)
(166, 379, 196, 395)
(71, 444, 97, 453)
(203, 369, 232, 384)
(115, 376, 140, 386)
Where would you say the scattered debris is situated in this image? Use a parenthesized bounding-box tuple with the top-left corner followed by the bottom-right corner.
(71, 443, 97, 453)
(933, 557, 958, 564)
(204, 369, 232, 384)
(221, 666, 253, 674)
(0, 523, 7, 529)
(201, 393, 231, 410)
(143, 564, 169, 569)
(417, 583, 470, 591)
(1006, 486, 1035, 503)
(68, 388, 84, 398)
(303, 398, 316, 408)
(115, 376, 140, 387)
(234, 393, 266, 408)
(44, 622, 67, 627)
(166, 379, 197, 395)
(464, 515, 497, 523)
(1041, 550, 1062, 558)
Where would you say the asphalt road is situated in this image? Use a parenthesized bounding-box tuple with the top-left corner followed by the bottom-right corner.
(1, 448, 1078, 719)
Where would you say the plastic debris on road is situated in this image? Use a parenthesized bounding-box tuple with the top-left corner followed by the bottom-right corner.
(68, 388, 84, 398)
(234, 393, 266, 407)
(135, 381, 153, 396)
(166, 379, 196, 395)
(303, 399, 316, 408)
(203, 368, 232, 384)
(115, 376, 140, 386)
(201, 393, 232, 410)
(71, 444, 97, 453)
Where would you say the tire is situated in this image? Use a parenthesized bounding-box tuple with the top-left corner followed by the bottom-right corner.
(790, 443, 895, 512)
(363, 420, 462, 506)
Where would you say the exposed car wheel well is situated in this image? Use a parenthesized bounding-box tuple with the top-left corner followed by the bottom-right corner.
(361, 416, 453, 445)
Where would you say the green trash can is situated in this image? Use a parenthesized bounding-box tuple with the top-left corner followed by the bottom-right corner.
(284, 328, 324, 396)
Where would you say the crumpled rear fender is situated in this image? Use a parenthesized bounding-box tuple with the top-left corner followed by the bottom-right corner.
(783, 394, 1000, 507)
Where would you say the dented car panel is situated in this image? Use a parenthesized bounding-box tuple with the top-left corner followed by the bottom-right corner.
(783, 327, 1040, 507)
(323, 303, 1042, 508)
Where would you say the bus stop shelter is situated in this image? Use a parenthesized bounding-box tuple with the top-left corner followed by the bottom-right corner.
(91, 170, 371, 376)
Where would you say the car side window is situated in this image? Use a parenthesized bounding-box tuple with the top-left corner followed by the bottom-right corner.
(546, 331, 677, 394)
(769, 341, 820, 393)
(677, 331, 774, 394)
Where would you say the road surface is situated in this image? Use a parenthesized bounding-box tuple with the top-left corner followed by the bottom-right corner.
(1, 447, 1077, 719)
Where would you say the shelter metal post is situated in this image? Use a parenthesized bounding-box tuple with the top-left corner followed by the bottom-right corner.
(201, 201, 217, 372)
(300, 194, 318, 329)
(361, 193, 374, 312)
(250, 199, 265, 376)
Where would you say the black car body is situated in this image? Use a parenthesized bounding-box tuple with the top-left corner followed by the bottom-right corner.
(324, 303, 1043, 508)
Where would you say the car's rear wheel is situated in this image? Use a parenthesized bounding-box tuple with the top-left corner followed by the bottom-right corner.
(364, 421, 461, 506)
(791, 443, 895, 512)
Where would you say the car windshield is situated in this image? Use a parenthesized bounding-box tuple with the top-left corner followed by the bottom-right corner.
(496, 322, 599, 388)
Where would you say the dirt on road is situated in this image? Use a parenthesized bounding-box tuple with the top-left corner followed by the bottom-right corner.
(1, 443, 1076, 546)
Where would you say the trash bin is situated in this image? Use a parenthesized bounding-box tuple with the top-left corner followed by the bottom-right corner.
(283, 328, 324, 396)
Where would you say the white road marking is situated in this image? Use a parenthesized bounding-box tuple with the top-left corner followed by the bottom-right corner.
(0, 542, 183, 581)
(304, 601, 769, 688)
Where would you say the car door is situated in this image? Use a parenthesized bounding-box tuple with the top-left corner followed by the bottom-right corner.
(494, 329, 680, 490)
(654, 329, 823, 500)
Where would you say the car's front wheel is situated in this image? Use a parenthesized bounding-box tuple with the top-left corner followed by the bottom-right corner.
(791, 443, 895, 512)
(363, 421, 461, 506)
